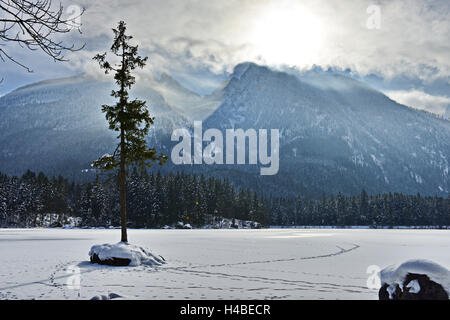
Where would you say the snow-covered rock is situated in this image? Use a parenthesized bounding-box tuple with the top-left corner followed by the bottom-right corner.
(379, 259, 450, 300)
(175, 221, 185, 229)
(89, 242, 165, 267)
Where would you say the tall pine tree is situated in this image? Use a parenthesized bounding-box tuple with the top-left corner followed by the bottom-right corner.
(92, 21, 168, 242)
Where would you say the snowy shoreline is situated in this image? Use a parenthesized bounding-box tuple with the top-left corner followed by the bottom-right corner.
(270, 225, 450, 230)
(1, 225, 449, 230)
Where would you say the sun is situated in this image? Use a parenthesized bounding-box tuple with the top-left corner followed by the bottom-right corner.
(248, 5, 325, 67)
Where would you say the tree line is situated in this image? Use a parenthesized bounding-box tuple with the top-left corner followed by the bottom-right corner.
(268, 190, 449, 228)
(0, 171, 448, 228)
(0, 170, 270, 228)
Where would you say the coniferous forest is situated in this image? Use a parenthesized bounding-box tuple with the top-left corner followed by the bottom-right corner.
(0, 170, 270, 228)
(0, 170, 448, 228)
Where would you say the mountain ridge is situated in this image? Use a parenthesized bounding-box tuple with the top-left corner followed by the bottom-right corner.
(204, 63, 449, 196)
(0, 63, 448, 197)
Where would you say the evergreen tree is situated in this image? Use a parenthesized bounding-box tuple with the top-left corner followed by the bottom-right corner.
(360, 189, 369, 221)
(92, 21, 168, 242)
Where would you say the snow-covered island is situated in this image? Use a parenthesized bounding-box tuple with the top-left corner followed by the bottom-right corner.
(89, 242, 165, 267)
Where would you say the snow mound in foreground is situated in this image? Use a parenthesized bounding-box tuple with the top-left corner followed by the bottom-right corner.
(380, 259, 450, 298)
(89, 242, 165, 267)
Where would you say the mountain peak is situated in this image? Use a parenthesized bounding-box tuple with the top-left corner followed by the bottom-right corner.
(231, 62, 259, 79)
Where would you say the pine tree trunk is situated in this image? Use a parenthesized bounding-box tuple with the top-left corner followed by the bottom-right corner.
(120, 127, 128, 243)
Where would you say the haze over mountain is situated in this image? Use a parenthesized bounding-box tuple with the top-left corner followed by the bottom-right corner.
(0, 63, 448, 197)
(205, 63, 450, 197)
(0, 73, 195, 180)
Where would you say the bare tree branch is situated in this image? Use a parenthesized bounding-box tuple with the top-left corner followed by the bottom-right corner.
(0, 0, 85, 72)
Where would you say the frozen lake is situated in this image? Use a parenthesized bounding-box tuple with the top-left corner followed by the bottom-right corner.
(0, 228, 449, 300)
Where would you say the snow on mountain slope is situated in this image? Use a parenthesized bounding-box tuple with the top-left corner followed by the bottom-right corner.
(0, 63, 448, 196)
(0, 74, 191, 179)
(204, 63, 450, 196)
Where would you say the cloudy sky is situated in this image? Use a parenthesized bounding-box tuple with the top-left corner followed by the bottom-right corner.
(1, 0, 449, 115)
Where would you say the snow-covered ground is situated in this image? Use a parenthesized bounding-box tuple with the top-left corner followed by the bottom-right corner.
(0, 228, 449, 300)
